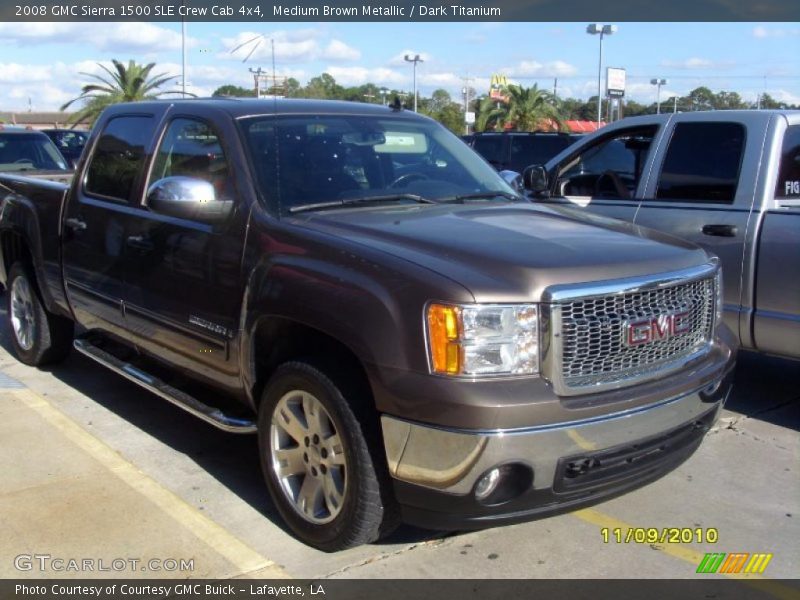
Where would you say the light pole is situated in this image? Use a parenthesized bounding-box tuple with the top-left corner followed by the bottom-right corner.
(379, 88, 389, 105)
(181, 0, 187, 97)
(404, 54, 423, 112)
(650, 78, 668, 113)
(586, 24, 616, 127)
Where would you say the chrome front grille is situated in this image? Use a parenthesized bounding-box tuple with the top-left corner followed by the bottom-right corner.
(545, 265, 717, 396)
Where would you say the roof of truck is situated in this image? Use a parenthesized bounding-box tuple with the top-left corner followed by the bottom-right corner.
(103, 98, 427, 120)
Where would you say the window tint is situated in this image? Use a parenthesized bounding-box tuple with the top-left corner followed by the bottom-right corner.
(150, 118, 234, 202)
(508, 136, 571, 172)
(776, 125, 800, 199)
(656, 122, 745, 203)
(85, 116, 155, 202)
(472, 136, 506, 166)
(556, 126, 656, 199)
(0, 133, 68, 171)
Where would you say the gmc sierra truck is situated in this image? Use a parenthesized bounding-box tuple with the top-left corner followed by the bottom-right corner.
(0, 99, 735, 551)
(524, 110, 799, 360)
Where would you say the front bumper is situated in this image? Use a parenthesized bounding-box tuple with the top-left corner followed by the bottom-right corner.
(381, 350, 735, 530)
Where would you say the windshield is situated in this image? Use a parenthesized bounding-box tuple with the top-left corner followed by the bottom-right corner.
(0, 133, 69, 171)
(241, 114, 517, 214)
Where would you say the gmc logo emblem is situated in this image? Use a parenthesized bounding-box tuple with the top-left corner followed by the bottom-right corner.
(625, 311, 691, 346)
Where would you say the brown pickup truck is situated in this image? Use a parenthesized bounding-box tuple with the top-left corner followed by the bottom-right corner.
(0, 99, 735, 551)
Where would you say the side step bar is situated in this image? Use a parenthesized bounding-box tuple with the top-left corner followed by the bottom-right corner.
(73, 339, 257, 434)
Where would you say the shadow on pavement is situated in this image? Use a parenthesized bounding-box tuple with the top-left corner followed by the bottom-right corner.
(0, 300, 435, 548)
(725, 350, 800, 432)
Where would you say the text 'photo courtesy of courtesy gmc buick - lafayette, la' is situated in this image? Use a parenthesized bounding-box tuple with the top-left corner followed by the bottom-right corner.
(0, 99, 736, 551)
(523, 110, 800, 361)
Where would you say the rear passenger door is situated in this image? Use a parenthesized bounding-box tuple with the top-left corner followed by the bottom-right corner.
(62, 112, 163, 338)
(752, 120, 800, 357)
(635, 119, 762, 338)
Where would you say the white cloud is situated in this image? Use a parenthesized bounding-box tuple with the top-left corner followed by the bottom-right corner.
(221, 29, 358, 64)
(771, 89, 800, 105)
(323, 40, 361, 61)
(0, 63, 52, 83)
(0, 22, 196, 53)
(499, 59, 578, 78)
(324, 66, 406, 87)
(753, 26, 800, 38)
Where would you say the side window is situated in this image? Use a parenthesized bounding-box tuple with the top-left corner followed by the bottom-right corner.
(150, 118, 234, 202)
(85, 116, 156, 202)
(472, 136, 505, 167)
(556, 126, 657, 199)
(656, 122, 745, 203)
(776, 125, 800, 199)
(509, 136, 570, 172)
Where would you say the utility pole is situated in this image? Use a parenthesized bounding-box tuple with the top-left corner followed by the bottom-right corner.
(404, 54, 424, 112)
(249, 67, 263, 98)
(181, 0, 187, 97)
(462, 75, 474, 135)
(553, 77, 558, 101)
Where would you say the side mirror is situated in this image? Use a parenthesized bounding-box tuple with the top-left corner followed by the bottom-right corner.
(146, 176, 233, 223)
(522, 165, 549, 193)
(498, 169, 523, 193)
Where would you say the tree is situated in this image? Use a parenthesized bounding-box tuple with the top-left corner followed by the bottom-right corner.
(212, 84, 255, 97)
(474, 96, 503, 132)
(304, 73, 344, 99)
(61, 59, 182, 125)
(494, 84, 566, 131)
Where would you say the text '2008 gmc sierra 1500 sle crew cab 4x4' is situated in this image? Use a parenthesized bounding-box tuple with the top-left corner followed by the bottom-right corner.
(0, 99, 736, 551)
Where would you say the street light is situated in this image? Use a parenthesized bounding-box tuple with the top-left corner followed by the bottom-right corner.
(404, 54, 424, 112)
(586, 24, 617, 127)
(650, 78, 668, 114)
(379, 88, 389, 105)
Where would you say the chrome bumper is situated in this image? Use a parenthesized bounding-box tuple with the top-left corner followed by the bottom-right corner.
(381, 374, 732, 496)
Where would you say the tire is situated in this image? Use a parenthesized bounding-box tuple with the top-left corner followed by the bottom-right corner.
(258, 360, 399, 551)
(7, 262, 73, 366)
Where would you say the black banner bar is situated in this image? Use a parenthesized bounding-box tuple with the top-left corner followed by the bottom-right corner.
(3, 579, 800, 600)
(2, 0, 799, 22)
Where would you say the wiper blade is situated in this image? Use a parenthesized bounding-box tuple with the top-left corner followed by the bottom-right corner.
(289, 193, 434, 214)
(438, 191, 521, 204)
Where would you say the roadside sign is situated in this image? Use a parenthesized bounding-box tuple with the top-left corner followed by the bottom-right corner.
(607, 67, 626, 98)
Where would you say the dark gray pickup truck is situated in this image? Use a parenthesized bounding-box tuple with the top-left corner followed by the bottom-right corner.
(0, 99, 736, 551)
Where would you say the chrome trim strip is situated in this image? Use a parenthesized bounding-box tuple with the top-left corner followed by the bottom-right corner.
(541, 260, 718, 304)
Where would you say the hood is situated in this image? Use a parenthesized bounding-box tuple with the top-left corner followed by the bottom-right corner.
(290, 202, 711, 302)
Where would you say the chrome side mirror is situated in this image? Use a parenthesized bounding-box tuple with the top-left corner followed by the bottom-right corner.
(499, 169, 523, 193)
(146, 176, 233, 223)
(522, 165, 549, 194)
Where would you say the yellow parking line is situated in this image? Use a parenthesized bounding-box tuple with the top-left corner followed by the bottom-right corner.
(13, 388, 289, 579)
(572, 508, 796, 600)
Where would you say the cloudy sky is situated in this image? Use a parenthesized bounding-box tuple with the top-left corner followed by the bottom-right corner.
(0, 21, 798, 112)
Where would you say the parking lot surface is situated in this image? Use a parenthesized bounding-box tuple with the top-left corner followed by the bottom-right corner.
(0, 300, 797, 582)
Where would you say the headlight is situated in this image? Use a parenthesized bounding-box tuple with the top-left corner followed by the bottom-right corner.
(426, 303, 539, 376)
(714, 268, 724, 327)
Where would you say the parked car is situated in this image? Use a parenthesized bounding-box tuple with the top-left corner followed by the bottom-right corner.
(465, 131, 583, 173)
(0, 99, 735, 551)
(0, 127, 71, 182)
(42, 128, 89, 168)
(524, 110, 800, 360)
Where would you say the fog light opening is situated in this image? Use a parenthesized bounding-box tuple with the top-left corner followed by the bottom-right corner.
(473, 463, 534, 506)
(474, 468, 501, 501)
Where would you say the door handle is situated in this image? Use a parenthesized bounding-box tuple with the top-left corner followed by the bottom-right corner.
(702, 224, 737, 237)
(64, 217, 87, 232)
(125, 235, 154, 252)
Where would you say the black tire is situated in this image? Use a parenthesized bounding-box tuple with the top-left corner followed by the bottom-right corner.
(7, 262, 73, 366)
(257, 360, 399, 551)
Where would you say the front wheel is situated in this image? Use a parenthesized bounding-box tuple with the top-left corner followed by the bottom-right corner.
(7, 262, 73, 366)
(258, 361, 398, 551)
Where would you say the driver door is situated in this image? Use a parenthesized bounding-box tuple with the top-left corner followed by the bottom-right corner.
(547, 125, 660, 224)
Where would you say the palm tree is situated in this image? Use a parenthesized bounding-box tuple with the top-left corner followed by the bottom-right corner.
(61, 59, 183, 126)
(494, 84, 567, 132)
(475, 96, 504, 132)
